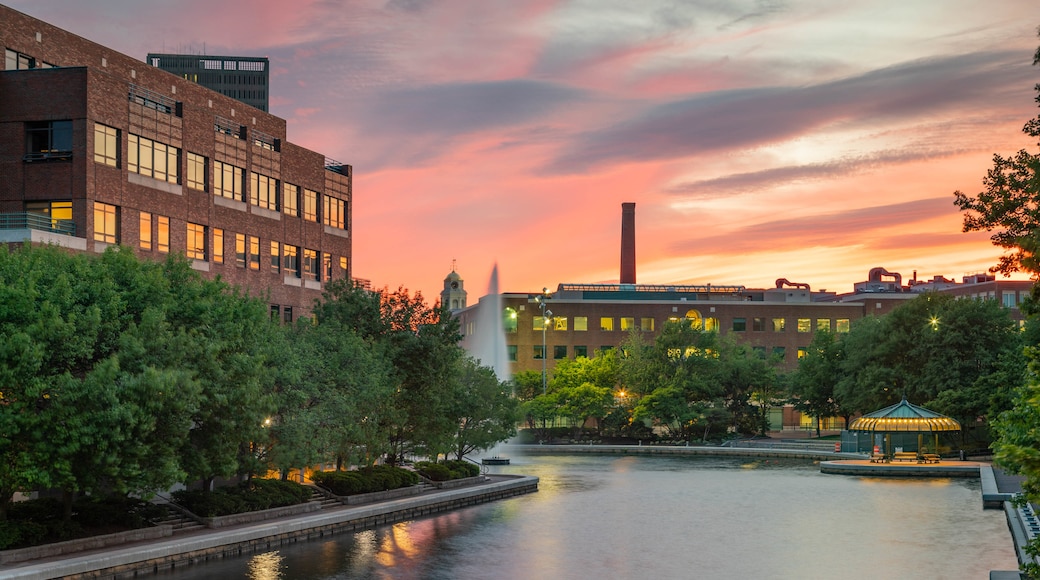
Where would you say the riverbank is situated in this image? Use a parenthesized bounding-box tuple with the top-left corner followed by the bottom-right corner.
(0, 474, 537, 580)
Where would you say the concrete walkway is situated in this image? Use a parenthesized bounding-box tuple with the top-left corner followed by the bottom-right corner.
(0, 474, 537, 580)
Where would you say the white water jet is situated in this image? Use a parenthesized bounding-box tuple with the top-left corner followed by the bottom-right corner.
(469, 263, 511, 383)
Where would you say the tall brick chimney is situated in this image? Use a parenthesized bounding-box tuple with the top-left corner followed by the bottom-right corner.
(620, 202, 636, 284)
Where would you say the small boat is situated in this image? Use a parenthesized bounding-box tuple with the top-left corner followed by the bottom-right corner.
(482, 456, 510, 465)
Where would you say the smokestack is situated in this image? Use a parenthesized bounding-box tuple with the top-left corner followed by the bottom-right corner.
(620, 202, 636, 284)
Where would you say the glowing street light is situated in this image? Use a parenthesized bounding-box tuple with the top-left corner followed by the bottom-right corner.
(536, 287, 552, 395)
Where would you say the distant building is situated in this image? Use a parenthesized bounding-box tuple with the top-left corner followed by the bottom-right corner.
(147, 53, 269, 112)
(1, 5, 351, 321)
(452, 203, 1034, 431)
(440, 268, 468, 312)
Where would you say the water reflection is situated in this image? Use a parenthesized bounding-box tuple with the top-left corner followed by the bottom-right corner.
(246, 552, 282, 580)
(161, 454, 1018, 580)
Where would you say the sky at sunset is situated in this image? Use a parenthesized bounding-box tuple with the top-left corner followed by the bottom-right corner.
(8, 1, 1040, 301)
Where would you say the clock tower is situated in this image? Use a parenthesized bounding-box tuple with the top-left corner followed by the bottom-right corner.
(440, 263, 467, 312)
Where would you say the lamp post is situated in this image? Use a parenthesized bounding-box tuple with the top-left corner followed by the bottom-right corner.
(537, 288, 551, 395)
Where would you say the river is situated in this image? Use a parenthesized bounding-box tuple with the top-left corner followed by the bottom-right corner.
(159, 451, 1018, 579)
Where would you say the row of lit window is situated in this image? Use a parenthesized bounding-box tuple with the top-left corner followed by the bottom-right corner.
(93, 123, 347, 229)
(511, 344, 807, 363)
(93, 202, 347, 279)
(513, 314, 851, 334)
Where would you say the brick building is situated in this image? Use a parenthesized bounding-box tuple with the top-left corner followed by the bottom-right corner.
(0, 5, 351, 321)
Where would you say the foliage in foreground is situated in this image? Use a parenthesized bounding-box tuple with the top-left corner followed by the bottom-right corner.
(0, 496, 166, 550)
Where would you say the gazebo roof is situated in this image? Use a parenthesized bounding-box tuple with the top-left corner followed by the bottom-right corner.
(848, 399, 961, 433)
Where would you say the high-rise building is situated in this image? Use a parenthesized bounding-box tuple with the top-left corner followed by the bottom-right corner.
(1, 5, 351, 321)
(147, 53, 269, 112)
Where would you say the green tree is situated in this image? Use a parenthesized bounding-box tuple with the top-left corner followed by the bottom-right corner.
(790, 331, 849, 435)
(445, 357, 519, 460)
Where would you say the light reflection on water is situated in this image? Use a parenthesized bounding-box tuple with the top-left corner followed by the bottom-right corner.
(161, 453, 1018, 580)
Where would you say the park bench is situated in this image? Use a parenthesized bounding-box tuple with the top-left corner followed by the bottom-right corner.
(918, 453, 941, 464)
(892, 452, 918, 462)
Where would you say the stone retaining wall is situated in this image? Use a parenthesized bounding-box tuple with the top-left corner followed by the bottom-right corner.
(202, 501, 322, 528)
(340, 484, 421, 505)
(0, 525, 173, 565)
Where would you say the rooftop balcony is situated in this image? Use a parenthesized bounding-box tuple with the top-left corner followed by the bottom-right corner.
(0, 212, 85, 250)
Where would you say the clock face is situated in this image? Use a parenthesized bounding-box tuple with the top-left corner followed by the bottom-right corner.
(451, 281, 459, 289)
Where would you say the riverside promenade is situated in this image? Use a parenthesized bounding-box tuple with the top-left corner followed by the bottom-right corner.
(0, 474, 537, 580)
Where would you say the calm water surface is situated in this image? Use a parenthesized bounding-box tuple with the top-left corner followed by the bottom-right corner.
(161, 451, 1018, 580)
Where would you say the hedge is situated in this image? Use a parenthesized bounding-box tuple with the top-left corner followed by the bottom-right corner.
(310, 466, 419, 496)
(171, 478, 312, 518)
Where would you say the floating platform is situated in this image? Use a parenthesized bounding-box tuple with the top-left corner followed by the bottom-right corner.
(482, 457, 510, 465)
(819, 459, 981, 478)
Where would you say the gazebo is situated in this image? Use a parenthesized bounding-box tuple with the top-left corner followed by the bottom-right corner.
(847, 399, 961, 457)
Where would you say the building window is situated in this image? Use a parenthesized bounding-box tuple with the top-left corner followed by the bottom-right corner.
(5, 48, 33, 70)
(797, 318, 811, 333)
(836, 318, 850, 333)
(250, 172, 278, 210)
(128, 134, 179, 183)
(270, 304, 280, 319)
(283, 306, 293, 324)
(187, 152, 207, 191)
(533, 345, 545, 360)
(753, 317, 765, 332)
(554, 317, 568, 331)
(503, 308, 518, 333)
(270, 241, 281, 272)
(235, 233, 246, 267)
(323, 253, 333, 280)
(600, 317, 614, 331)
(249, 236, 260, 270)
(186, 223, 206, 260)
(507, 345, 518, 362)
(339, 256, 348, 274)
(816, 319, 831, 332)
(574, 346, 588, 358)
(303, 189, 318, 222)
(324, 196, 345, 229)
(533, 316, 545, 331)
(772, 347, 786, 360)
(732, 318, 746, 332)
(752, 346, 766, 358)
(283, 183, 299, 216)
(26, 120, 72, 157)
(797, 347, 808, 359)
(214, 161, 244, 201)
(25, 200, 73, 231)
(213, 228, 224, 263)
(620, 317, 635, 331)
(93, 123, 118, 167)
(554, 345, 567, 360)
(139, 211, 152, 250)
(283, 245, 300, 277)
(93, 202, 118, 243)
(1003, 291, 1017, 308)
(772, 318, 786, 332)
(641, 318, 655, 332)
(157, 216, 169, 253)
(574, 317, 588, 331)
(303, 248, 318, 280)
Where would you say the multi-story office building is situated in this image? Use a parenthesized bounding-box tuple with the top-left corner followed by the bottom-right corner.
(147, 53, 269, 112)
(0, 5, 351, 321)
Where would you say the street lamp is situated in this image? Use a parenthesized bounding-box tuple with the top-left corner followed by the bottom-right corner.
(537, 287, 552, 395)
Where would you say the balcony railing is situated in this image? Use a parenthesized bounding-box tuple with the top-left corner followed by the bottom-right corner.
(0, 212, 76, 236)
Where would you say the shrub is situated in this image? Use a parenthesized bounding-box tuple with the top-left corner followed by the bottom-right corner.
(171, 479, 311, 517)
(311, 466, 417, 495)
(415, 462, 452, 482)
